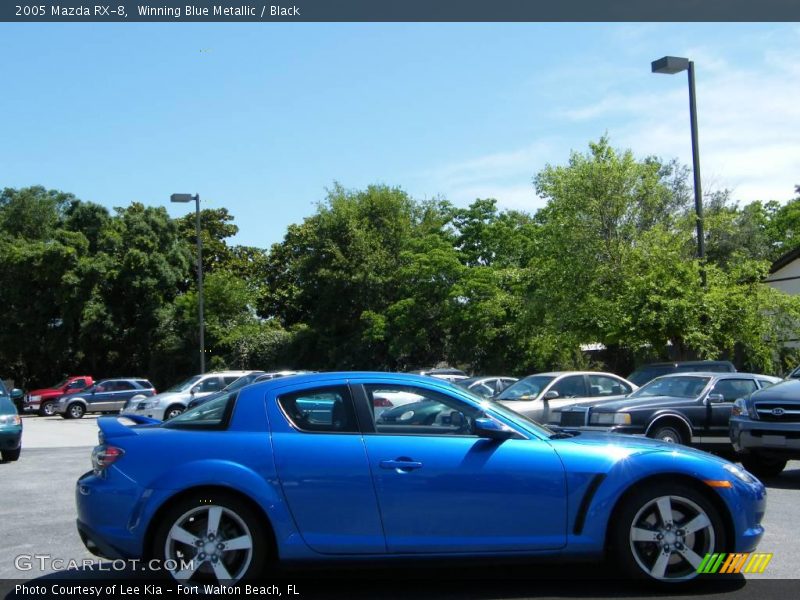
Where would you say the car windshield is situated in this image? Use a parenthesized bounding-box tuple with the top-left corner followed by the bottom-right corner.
(164, 391, 236, 428)
(629, 375, 711, 399)
(165, 375, 203, 393)
(496, 375, 555, 401)
(627, 367, 671, 387)
(222, 373, 264, 392)
(456, 386, 554, 435)
(51, 378, 70, 389)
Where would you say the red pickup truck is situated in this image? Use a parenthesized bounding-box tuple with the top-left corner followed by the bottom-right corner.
(26, 376, 95, 416)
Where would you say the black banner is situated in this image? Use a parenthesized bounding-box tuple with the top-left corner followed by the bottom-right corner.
(3, 0, 800, 23)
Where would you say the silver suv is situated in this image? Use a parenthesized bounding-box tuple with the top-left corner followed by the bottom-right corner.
(121, 371, 253, 421)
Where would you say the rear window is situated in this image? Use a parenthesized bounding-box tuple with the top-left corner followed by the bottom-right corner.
(135, 380, 153, 389)
(163, 391, 237, 429)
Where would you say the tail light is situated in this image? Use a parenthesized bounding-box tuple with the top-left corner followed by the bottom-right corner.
(92, 445, 124, 474)
(373, 397, 394, 408)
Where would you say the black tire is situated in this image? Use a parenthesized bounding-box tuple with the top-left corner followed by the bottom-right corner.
(163, 405, 184, 421)
(1, 447, 21, 462)
(740, 455, 787, 478)
(67, 403, 85, 419)
(649, 425, 685, 445)
(152, 491, 270, 583)
(39, 401, 55, 417)
(611, 481, 726, 583)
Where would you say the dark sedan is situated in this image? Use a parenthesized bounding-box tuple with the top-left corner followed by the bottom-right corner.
(556, 372, 781, 448)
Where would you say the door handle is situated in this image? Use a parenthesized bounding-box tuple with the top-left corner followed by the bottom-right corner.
(380, 459, 423, 471)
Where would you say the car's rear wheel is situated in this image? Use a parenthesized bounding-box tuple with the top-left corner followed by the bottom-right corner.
(164, 405, 184, 420)
(740, 455, 787, 478)
(649, 425, 685, 445)
(612, 482, 726, 582)
(67, 403, 85, 419)
(152, 492, 269, 583)
(39, 401, 55, 417)
(1, 448, 21, 462)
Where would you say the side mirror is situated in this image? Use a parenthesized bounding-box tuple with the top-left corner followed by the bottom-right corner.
(10, 389, 23, 400)
(474, 417, 516, 441)
(543, 390, 559, 401)
(706, 393, 725, 404)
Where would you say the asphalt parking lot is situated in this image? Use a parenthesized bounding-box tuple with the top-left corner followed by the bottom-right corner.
(2, 415, 799, 599)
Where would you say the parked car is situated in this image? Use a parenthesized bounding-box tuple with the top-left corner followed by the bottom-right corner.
(786, 365, 800, 379)
(121, 371, 252, 421)
(55, 378, 157, 419)
(186, 371, 268, 410)
(25, 375, 94, 416)
(557, 372, 782, 447)
(77, 372, 766, 584)
(494, 371, 637, 424)
(0, 381, 22, 461)
(454, 376, 518, 398)
(730, 379, 800, 477)
(627, 361, 736, 387)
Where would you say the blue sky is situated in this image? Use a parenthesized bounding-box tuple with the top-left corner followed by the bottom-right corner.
(2, 23, 799, 248)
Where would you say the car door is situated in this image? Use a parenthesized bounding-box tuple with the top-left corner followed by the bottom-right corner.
(268, 383, 385, 555)
(705, 377, 759, 442)
(107, 381, 137, 411)
(358, 381, 567, 553)
(85, 382, 113, 411)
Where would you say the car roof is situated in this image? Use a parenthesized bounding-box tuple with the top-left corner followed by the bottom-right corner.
(528, 371, 622, 377)
(249, 371, 455, 391)
(651, 371, 779, 380)
(635, 360, 734, 368)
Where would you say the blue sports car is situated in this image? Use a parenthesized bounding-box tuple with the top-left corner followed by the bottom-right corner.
(75, 372, 766, 584)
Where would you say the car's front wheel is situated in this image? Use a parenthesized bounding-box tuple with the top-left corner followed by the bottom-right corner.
(740, 455, 787, 478)
(612, 482, 726, 582)
(163, 405, 184, 421)
(152, 491, 270, 583)
(39, 401, 55, 417)
(649, 425, 685, 445)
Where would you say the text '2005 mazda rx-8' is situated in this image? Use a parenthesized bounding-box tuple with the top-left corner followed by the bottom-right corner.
(75, 372, 766, 584)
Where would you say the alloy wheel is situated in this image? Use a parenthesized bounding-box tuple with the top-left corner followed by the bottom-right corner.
(164, 504, 254, 583)
(628, 494, 715, 581)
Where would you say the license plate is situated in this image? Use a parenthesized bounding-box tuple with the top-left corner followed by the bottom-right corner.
(762, 434, 786, 446)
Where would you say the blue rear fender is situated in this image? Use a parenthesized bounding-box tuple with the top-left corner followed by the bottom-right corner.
(137, 458, 305, 559)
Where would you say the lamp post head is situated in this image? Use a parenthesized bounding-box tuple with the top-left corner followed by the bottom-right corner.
(170, 193, 195, 203)
(651, 56, 690, 75)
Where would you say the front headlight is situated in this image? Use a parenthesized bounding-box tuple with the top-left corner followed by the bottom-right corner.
(0, 414, 21, 426)
(724, 463, 757, 484)
(138, 400, 159, 410)
(590, 412, 631, 425)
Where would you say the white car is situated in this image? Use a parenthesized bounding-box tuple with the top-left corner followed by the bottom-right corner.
(494, 371, 638, 424)
(121, 371, 253, 421)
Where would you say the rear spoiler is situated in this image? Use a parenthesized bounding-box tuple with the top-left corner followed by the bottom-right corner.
(97, 415, 160, 439)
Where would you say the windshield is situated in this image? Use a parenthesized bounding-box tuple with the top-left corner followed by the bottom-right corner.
(222, 373, 264, 392)
(630, 375, 711, 399)
(165, 391, 236, 428)
(51, 378, 70, 389)
(165, 375, 203, 393)
(456, 385, 554, 436)
(496, 375, 555, 401)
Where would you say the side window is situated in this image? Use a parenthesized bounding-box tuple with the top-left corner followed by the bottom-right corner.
(588, 375, 631, 397)
(222, 376, 240, 386)
(278, 386, 358, 433)
(550, 375, 588, 398)
(114, 381, 135, 391)
(366, 384, 481, 436)
(198, 377, 223, 392)
(136, 380, 154, 389)
(711, 379, 758, 402)
(67, 380, 84, 390)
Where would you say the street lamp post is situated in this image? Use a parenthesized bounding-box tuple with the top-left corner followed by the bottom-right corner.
(651, 55, 705, 284)
(171, 193, 205, 373)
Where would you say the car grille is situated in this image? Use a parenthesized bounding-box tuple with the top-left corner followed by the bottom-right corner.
(754, 402, 800, 422)
(560, 409, 589, 427)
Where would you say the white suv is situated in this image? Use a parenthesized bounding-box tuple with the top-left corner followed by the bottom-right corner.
(121, 371, 252, 421)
